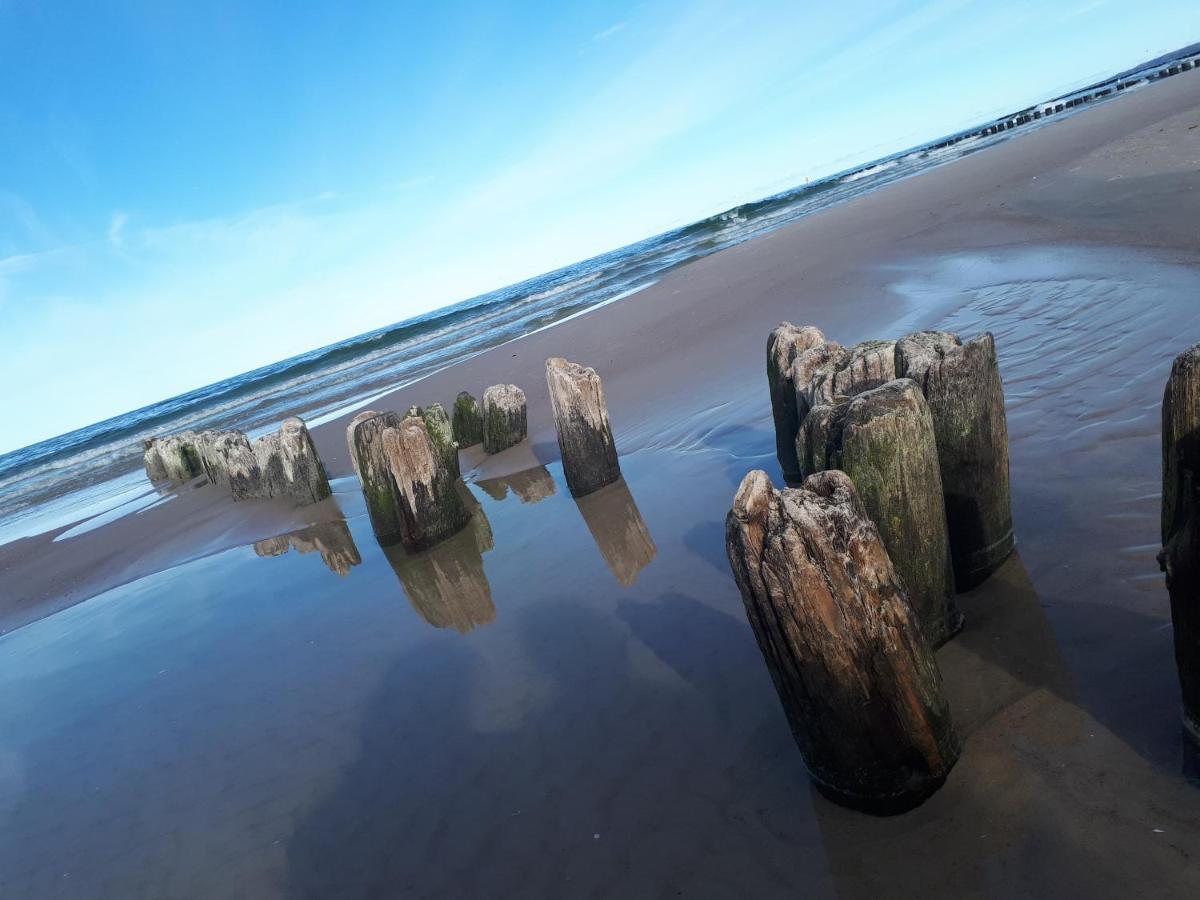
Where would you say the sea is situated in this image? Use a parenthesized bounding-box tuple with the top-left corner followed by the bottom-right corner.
(1, 49, 1195, 546)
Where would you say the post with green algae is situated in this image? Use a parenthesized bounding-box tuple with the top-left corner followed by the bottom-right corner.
(452, 391, 484, 449)
(482, 384, 527, 454)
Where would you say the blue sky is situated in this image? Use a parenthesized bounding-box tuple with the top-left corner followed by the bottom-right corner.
(0, 0, 1195, 454)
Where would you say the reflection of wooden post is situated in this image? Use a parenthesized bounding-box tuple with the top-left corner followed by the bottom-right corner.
(1159, 344, 1200, 747)
(896, 330, 1014, 589)
(725, 470, 959, 813)
(478, 465, 557, 504)
(767, 323, 825, 481)
(452, 391, 483, 448)
(385, 486, 495, 633)
(841, 380, 961, 647)
(254, 519, 362, 576)
(482, 384, 527, 454)
(546, 357, 621, 496)
(576, 477, 657, 587)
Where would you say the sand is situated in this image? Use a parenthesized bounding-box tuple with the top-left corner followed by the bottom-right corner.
(1, 70, 1199, 897)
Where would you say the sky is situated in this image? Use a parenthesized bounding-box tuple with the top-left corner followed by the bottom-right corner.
(0, 0, 1196, 455)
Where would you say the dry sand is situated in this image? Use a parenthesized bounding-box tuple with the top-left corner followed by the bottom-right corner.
(1, 70, 1200, 898)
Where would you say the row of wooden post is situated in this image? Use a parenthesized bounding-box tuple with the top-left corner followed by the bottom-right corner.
(347, 358, 624, 553)
(143, 416, 332, 506)
(744, 323, 1015, 813)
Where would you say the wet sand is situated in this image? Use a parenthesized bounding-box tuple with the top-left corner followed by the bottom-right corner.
(2, 71, 1200, 897)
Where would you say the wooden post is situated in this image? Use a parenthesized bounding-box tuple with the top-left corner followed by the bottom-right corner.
(482, 384, 528, 454)
(142, 438, 168, 482)
(152, 432, 204, 483)
(767, 323, 826, 481)
(829, 339, 897, 399)
(200, 430, 263, 500)
(790, 342, 847, 427)
(421, 403, 460, 478)
(725, 469, 959, 813)
(1159, 343, 1200, 747)
(253, 417, 332, 505)
(841, 380, 962, 647)
(546, 357, 621, 496)
(452, 391, 484, 448)
(347, 410, 408, 543)
(896, 330, 1014, 589)
(379, 415, 470, 551)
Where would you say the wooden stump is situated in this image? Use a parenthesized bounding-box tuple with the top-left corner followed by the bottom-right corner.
(482, 384, 528, 454)
(725, 469, 959, 813)
(379, 415, 471, 551)
(421, 403, 460, 478)
(346, 410, 408, 544)
(452, 391, 484, 448)
(199, 430, 263, 500)
(896, 330, 1014, 589)
(795, 401, 848, 479)
(575, 477, 657, 587)
(152, 432, 204, 483)
(767, 323, 826, 481)
(1159, 343, 1200, 747)
(546, 357, 621, 496)
(253, 417, 332, 505)
(830, 339, 897, 399)
(790, 342, 846, 427)
(142, 439, 168, 482)
(841, 380, 962, 647)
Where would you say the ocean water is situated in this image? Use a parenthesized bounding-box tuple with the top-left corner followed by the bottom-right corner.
(0, 51, 1193, 545)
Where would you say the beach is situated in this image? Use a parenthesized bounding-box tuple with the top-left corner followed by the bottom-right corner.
(1, 67, 1199, 897)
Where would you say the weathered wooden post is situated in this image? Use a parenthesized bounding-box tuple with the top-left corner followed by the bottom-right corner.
(725, 469, 959, 813)
(546, 357, 621, 496)
(379, 415, 470, 551)
(790, 342, 847, 424)
(1159, 343, 1200, 748)
(421, 403, 460, 478)
(200, 430, 263, 500)
(452, 391, 484, 448)
(575, 477, 657, 587)
(347, 410, 408, 543)
(254, 417, 332, 505)
(830, 339, 897, 399)
(482, 384, 528, 454)
(142, 438, 169, 482)
(153, 431, 205, 483)
(841, 380, 961, 647)
(896, 330, 1014, 589)
(767, 323, 826, 481)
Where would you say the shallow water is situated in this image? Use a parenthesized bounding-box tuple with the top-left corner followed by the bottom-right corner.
(2, 245, 1200, 897)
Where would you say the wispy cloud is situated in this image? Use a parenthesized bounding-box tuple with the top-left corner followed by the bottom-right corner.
(594, 21, 627, 41)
